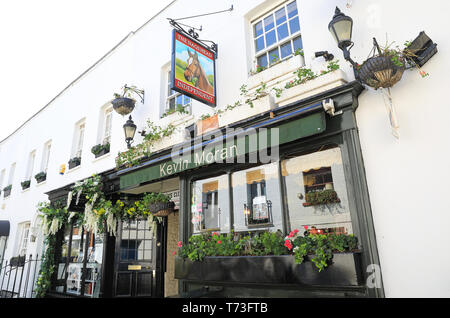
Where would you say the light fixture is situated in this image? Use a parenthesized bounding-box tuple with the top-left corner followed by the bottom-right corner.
(123, 115, 137, 149)
(328, 7, 357, 68)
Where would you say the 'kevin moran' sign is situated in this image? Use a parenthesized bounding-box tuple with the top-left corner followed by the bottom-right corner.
(120, 112, 326, 189)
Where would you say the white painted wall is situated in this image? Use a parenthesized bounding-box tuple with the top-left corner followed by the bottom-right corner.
(0, 0, 449, 297)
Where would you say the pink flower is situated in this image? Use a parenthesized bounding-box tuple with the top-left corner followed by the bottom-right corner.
(178, 241, 182, 248)
(172, 251, 176, 256)
(212, 232, 219, 236)
(284, 239, 293, 250)
(217, 240, 222, 244)
(293, 229, 299, 234)
(304, 225, 309, 230)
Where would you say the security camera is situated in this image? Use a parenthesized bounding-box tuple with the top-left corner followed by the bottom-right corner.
(314, 51, 335, 61)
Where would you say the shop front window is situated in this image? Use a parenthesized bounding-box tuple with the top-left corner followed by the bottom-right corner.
(232, 162, 283, 233)
(191, 174, 230, 234)
(55, 224, 103, 297)
(282, 146, 353, 235)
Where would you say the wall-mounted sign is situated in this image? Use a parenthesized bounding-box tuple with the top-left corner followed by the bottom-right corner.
(171, 29, 216, 107)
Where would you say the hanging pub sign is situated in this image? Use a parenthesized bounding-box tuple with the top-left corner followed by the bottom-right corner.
(171, 29, 217, 107)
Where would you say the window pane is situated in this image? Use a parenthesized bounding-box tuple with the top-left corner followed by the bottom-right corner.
(183, 95, 191, 105)
(257, 54, 268, 68)
(265, 29, 276, 47)
(232, 163, 283, 233)
(254, 21, 263, 37)
(191, 174, 230, 234)
(255, 36, 265, 52)
(277, 23, 289, 41)
(168, 97, 175, 111)
(280, 41, 293, 59)
(275, 7, 286, 25)
(293, 36, 303, 51)
(268, 48, 279, 64)
(282, 146, 353, 235)
(176, 95, 183, 108)
(289, 17, 300, 34)
(287, 1, 298, 19)
(264, 15, 274, 31)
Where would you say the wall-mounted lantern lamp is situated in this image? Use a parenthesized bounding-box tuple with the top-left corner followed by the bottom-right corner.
(328, 7, 357, 68)
(123, 115, 137, 149)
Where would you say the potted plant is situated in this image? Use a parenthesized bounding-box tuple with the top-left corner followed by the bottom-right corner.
(143, 192, 175, 217)
(68, 157, 81, 169)
(111, 85, 144, 116)
(21, 180, 31, 190)
(91, 142, 110, 158)
(3, 185, 12, 197)
(34, 171, 47, 183)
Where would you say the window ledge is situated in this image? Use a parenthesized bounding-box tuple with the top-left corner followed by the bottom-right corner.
(36, 180, 47, 187)
(275, 69, 349, 107)
(92, 152, 111, 163)
(247, 54, 304, 90)
(67, 165, 81, 174)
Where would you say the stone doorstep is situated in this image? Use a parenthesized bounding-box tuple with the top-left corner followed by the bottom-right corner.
(275, 70, 348, 107)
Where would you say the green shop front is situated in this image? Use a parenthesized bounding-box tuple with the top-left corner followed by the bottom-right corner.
(44, 80, 383, 298)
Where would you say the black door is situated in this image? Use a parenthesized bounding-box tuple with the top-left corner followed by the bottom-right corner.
(113, 218, 165, 297)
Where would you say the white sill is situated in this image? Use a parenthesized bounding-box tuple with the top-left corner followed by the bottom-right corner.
(67, 165, 81, 173)
(92, 152, 111, 163)
(21, 188, 31, 193)
(36, 180, 47, 187)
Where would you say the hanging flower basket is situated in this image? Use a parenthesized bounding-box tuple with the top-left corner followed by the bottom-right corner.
(111, 97, 136, 116)
(358, 55, 405, 90)
(148, 201, 175, 217)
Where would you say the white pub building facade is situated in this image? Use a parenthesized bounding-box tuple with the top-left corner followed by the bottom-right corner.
(0, 0, 448, 298)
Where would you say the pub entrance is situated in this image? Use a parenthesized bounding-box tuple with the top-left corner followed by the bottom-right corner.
(113, 217, 167, 297)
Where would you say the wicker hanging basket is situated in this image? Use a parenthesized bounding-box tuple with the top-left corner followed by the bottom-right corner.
(149, 201, 175, 217)
(358, 55, 405, 90)
(111, 97, 136, 116)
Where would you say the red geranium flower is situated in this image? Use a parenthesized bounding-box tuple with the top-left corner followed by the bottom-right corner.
(284, 239, 293, 250)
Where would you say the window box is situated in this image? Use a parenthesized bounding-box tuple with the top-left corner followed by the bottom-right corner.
(3, 185, 12, 198)
(218, 94, 276, 128)
(68, 157, 81, 169)
(91, 143, 110, 158)
(196, 114, 219, 135)
(174, 252, 363, 287)
(34, 171, 47, 183)
(9, 255, 25, 267)
(247, 54, 304, 90)
(21, 180, 31, 190)
(274, 69, 348, 107)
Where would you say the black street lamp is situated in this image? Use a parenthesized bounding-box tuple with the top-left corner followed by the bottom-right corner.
(328, 7, 357, 68)
(123, 115, 137, 149)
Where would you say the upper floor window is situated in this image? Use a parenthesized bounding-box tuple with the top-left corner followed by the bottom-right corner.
(8, 163, 16, 186)
(25, 150, 36, 181)
(0, 169, 5, 190)
(41, 141, 52, 173)
(252, 0, 303, 68)
(72, 120, 86, 159)
(103, 108, 113, 145)
(165, 70, 191, 116)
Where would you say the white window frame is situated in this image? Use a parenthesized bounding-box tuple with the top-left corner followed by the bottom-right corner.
(17, 222, 30, 256)
(0, 169, 5, 190)
(164, 70, 192, 116)
(72, 120, 86, 159)
(102, 107, 113, 145)
(25, 150, 36, 180)
(7, 163, 16, 186)
(251, 0, 303, 69)
(41, 141, 52, 173)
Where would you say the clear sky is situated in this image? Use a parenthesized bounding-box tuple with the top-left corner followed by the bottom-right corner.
(0, 0, 173, 141)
